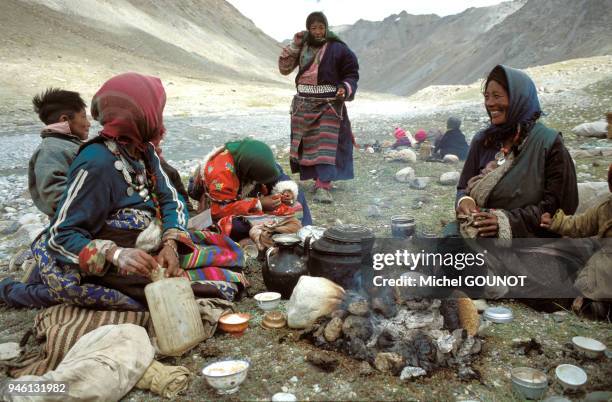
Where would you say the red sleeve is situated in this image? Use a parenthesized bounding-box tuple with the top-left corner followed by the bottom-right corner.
(204, 150, 262, 219)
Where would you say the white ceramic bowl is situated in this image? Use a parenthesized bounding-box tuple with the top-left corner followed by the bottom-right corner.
(572, 336, 607, 358)
(555, 364, 587, 390)
(254, 292, 281, 311)
(202, 360, 250, 394)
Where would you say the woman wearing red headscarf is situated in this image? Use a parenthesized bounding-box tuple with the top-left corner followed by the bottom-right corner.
(38, 73, 245, 310)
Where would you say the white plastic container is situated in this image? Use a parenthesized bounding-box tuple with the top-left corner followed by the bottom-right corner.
(145, 268, 206, 356)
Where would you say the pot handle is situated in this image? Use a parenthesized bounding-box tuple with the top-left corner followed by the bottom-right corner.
(303, 236, 311, 259)
(265, 246, 278, 265)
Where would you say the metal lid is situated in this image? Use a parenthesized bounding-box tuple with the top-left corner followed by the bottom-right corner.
(483, 306, 513, 323)
(272, 233, 301, 246)
(323, 224, 374, 243)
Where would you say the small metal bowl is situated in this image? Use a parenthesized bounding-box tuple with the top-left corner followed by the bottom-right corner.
(555, 364, 587, 390)
(202, 359, 250, 394)
(262, 311, 287, 329)
(510, 367, 548, 400)
(483, 306, 513, 323)
(218, 313, 251, 336)
(254, 292, 281, 311)
(572, 336, 607, 358)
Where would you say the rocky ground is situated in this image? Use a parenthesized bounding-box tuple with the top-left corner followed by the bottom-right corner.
(0, 56, 611, 401)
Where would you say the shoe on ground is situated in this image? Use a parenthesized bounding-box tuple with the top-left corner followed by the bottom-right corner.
(313, 188, 333, 204)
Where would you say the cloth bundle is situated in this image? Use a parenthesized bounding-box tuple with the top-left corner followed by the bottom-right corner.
(8, 324, 154, 402)
(136, 360, 191, 399)
(249, 216, 302, 250)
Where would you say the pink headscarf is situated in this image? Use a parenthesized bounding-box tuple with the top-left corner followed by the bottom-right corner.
(414, 129, 427, 143)
(91, 72, 166, 151)
(394, 127, 406, 140)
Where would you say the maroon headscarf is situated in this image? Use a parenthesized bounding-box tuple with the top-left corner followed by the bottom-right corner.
(91, 72, 166, 151)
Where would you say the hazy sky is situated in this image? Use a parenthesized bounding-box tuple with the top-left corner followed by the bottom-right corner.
(227, 0, 508, 41)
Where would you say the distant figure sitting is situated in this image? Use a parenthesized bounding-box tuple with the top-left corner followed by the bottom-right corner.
(414, 129, 427, 144)
(29, 88, 91, 217)
(432, 117, 469, 160)
(391, 127, 412, 149)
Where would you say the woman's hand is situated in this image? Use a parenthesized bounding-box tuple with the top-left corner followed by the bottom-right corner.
(456, 197, 478, 216)
(336, 87, 346, 99)
(112, 248, 158, 277)
(260, 194, 282, 211)
(156, 240, 181, 277)
(472, 211, 499, 237)
(292, 31, 306, 47)
(540, 212, 552, 228)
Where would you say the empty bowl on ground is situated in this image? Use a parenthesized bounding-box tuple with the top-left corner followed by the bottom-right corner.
(572, 336, 607, 358)
(202, 359, 250, 394)
(254, 292, 281, 311)
(555, 364, 587, 390)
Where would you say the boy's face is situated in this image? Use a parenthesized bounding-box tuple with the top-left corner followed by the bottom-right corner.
(63, 109, 90, 140)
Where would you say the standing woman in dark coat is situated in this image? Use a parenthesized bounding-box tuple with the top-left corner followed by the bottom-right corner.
(279, 11, 359, 204)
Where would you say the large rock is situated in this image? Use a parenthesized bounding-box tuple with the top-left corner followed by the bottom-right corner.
(442, 154, 459, 164)
(387, 149, 417, 163)
(576, 182, 609, 213)
(0, 342, 21, 360)
(571, 120, 607, 138)
(439, 171, 460, 185)
(287, 276, 345, 329)
(409, 177, 430, 190)
(395, 167, 416, 183)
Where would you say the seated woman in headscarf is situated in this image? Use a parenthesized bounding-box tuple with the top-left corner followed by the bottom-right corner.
(454, 65, 577, 239)
(439, 65, 585, 299)
(37, 73, 246, 310)
(188, 139, 311, 244)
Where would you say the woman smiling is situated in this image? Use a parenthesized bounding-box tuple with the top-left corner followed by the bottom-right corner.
(455, 65, 578, 238)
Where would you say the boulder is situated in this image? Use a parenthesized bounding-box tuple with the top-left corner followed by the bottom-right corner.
(439, 171, 460, 185)
(409, 177, 430, 190)
(387, 149, 417, 163)
(571, 120, 607, 138)
(576, 182, 609, 213)
(287, 276, 345, 329)
(395, 167, 416, 183)
(442, 154, 459, 164)
(399, 366, 427, 380)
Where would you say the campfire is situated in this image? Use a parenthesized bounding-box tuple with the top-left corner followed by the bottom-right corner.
(302, 284, 482, 380)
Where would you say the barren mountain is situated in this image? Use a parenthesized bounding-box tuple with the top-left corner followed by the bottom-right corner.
(336, 0, 612, 95)
(0, 0, 287, 116)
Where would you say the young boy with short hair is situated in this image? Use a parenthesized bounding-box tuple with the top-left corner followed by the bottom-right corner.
(29, 88, 90, 217)
(0, 89, 90, 308)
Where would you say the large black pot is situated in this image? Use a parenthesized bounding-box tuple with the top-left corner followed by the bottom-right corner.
(262, 234, 308, 299)
(305, 224, 374, 289)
